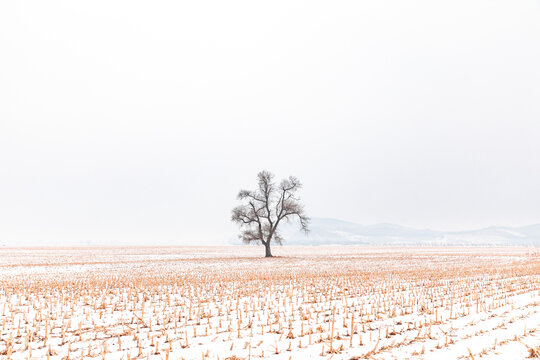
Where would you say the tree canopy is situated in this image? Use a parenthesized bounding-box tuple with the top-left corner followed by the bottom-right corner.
(231, 170, 310, 257)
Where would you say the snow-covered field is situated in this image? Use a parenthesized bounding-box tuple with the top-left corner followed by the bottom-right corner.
(0, 246, 539, 359)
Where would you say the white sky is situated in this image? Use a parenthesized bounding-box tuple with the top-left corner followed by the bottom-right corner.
(1, 0, 540, 245)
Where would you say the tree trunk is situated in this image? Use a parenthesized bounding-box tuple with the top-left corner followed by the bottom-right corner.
(264, 242, 273, 257)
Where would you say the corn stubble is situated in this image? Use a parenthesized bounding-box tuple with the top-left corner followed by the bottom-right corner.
(0, 246, 538, 359)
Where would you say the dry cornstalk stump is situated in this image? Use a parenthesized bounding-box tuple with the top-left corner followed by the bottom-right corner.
(0, 246, 538, 359)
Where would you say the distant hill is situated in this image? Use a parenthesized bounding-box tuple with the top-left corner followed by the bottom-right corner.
(278, 218, 540, 246)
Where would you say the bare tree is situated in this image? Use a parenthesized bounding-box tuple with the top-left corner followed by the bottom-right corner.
(231, 170, 310, 257)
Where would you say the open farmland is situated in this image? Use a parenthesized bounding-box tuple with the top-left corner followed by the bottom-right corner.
(0, 246, 539, 359)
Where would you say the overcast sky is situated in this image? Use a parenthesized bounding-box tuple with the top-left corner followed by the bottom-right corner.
(1, 0, 540, 245)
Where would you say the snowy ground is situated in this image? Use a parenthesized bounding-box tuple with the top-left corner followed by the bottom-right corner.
(0, 246, 539, 359)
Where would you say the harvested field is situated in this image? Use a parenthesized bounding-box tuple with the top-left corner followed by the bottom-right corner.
(0, 246, 539, 359)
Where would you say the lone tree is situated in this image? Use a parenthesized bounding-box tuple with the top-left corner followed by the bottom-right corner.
(231, 170, 310, 257)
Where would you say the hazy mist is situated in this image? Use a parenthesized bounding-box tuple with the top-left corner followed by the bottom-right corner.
(1, 0, 540, 245)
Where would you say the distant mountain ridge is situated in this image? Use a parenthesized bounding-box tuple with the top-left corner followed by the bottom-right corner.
(279, 218, 540, 246)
